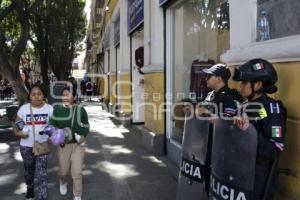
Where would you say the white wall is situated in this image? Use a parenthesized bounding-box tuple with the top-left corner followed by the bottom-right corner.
(104, 50, 109, 73)
(144, 0, 164, 69)
(116, 46, 121, 103)
(120, 0, 131, 72)
(131, 31, 145, 123)
(109, 21, 116, 73)
(229, 0, 257, 48)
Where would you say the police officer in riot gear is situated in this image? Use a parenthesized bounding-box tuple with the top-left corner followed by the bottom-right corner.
(233, 58, 287, 200)
(200, 63, 242, 117)
(201, 64, 242, 195)
(177, 63, 243, 200)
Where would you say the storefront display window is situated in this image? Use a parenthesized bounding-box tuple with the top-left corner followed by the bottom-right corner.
(169, 0, 230, 143)
(257, 0, 300, 41)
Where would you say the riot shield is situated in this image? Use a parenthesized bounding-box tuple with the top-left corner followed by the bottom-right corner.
(209, 119, 257, 200)
(176, 114, 210, 200)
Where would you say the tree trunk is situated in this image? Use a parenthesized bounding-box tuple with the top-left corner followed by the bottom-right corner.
(0, 59, 28, 104)
(11, 78, 28, 104)
(35, 14, 50, 85)
(59, 68, 66, 81)
(40, 53, 49, 84)
(0, 0, 40, 105)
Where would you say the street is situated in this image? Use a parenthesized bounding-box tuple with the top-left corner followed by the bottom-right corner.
(0, 104, 177, 200)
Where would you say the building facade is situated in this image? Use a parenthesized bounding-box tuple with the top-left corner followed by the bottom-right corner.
(86, 0, 300, 198)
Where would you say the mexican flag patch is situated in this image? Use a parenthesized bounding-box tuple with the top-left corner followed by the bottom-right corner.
(253, 63, 264, 71)
(272, 126, 282, 138)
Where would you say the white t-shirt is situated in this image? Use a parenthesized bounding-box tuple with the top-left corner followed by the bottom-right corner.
(17, 103, 53, 147)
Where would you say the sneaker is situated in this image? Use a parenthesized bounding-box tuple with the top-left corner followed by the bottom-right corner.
(59, 181, 67, 195)
(25, 187, 34, 200)
(74, 196, 81, 200)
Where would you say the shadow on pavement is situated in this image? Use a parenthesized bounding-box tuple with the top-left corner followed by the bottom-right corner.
(0, 105, 177, 200)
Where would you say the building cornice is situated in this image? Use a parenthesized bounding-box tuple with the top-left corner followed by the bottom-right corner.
(221, 35, 300, 65)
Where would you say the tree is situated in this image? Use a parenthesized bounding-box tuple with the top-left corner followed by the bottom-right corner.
(31, 0, 86, 82)
(30, 0, 51, 85)
(0, 0, 39, 104)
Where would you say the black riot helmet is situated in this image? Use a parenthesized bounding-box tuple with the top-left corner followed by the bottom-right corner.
(233, 58, 278, 94)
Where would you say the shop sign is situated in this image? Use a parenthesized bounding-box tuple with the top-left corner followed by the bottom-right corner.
(114, 12, 120, 47)
(103, 26, 110, 50)
(127, 0, 144, 34)
(159, 0, 170, 6)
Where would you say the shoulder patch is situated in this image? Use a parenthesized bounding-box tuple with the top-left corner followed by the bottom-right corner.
(270, 139, 284, 151)
(272, 126, 283, 138)
(224, 107, 237, 115)
(270, 102, 280, 114)
(258, 107, 268, 118)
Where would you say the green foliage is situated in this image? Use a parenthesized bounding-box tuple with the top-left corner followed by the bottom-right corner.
(0, 0, 38, 57)
(0, 11, 20, 48)
(0, 1, 20, 51)
(0, 0, 86, 79)
(0, 0, 38, 103)
(31, 0, 86, 80)
(46, 0, 86, 47)
(23, 45, 37, 60)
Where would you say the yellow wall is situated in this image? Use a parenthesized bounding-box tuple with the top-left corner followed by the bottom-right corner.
(230, 62, 300, 199)
(273, 62, 300, 199)
(144, 72, 165, 134)
(104, 0, 118, 30)
(102, 0, 118, 106)
(110, 75, 117, 105)
(97, 75, 108, 97)
(119, 73, 132, 114)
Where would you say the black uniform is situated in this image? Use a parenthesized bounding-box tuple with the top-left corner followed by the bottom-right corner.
(204, 85, 242, 117)
(203, 85, 242, 195)
(245, 94, 286, 199)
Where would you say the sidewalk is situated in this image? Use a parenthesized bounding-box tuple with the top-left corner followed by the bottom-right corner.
(0, 99, 16, 117)
(0, 104, 177, 200)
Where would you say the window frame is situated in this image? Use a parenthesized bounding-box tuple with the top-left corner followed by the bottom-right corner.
(166, 0, 231, 143)
(221, 0, 300, 65)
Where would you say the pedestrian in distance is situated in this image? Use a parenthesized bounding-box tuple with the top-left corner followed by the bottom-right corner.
(0, 79, 5, 100)
(80, 79, 85, 96)
(15, 84, 53, 200)
(50, 86, 90, 200)
(92, 82, 98, 96)
(68, 76, 78, 97)
(233, 58, 287, 200)
(85, 78, 93, 101)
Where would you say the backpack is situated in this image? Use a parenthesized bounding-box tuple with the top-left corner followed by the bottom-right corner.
(86, 82, 92, 91)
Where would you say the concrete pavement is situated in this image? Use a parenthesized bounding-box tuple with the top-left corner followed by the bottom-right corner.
(0, 103, 177, 200)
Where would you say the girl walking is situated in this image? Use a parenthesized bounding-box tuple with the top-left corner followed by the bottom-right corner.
(15, 84, 53, 200)
(50, 86, 90, 200)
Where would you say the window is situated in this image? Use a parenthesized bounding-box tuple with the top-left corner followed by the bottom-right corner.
(257, 0, 300, 40)
(221, 0, 300, 64)
(168, 0, 230, 143)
